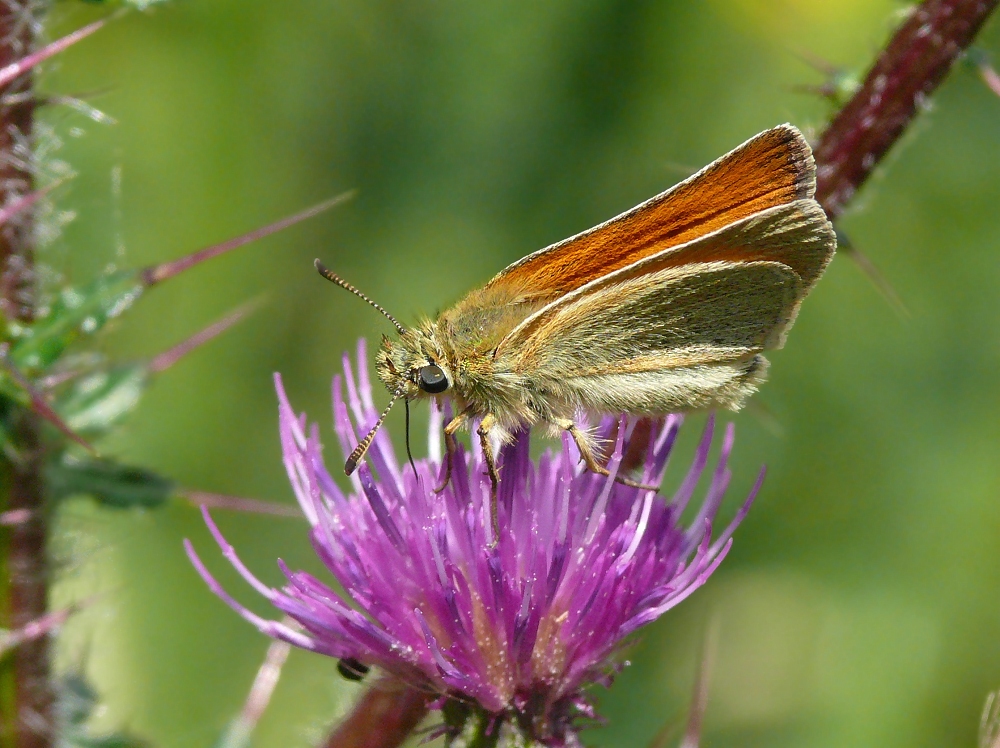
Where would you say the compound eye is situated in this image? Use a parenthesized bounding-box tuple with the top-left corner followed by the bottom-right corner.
(417, 364, 449, 393)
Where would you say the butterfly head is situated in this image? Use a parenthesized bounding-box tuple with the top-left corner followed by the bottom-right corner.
(376, 327, 453, 402)
(315, 260, 458, 475)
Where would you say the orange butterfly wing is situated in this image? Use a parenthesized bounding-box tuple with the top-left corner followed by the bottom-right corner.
(485, 124, 820, 298)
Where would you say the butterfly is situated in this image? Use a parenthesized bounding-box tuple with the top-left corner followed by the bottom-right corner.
(318, 124, 835, 508)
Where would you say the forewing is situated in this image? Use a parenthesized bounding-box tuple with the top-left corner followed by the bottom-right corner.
(485, 124, 816, 299)
(496, 197, 834, 373)
(651, 198, 834, 297)
(497, 261, 801, 381)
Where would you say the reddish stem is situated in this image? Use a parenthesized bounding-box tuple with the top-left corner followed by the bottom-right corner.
(319, 682, 432, 748)
(0, 2, 51, 746)
(814, 0, 1000, 218)
(3, 413, 50, 748)
(0, 8, 36, 320)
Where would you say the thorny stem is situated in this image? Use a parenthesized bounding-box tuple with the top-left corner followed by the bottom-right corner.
(814, 0, 1000, 218)
(328, 2, 1000, 746)
(2, 413, 49, 748)
(0, 2, 50, 748)
(319, 680, 432, 748)
(0, 3, 36, 321)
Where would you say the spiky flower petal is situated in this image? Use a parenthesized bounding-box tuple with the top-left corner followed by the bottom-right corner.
(186, 340, 760, 745)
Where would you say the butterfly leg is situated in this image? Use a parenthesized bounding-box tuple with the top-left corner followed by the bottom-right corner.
(554, 418, 660, 491)
(434, 410, 470, 493)
(476, 413, 502, 541)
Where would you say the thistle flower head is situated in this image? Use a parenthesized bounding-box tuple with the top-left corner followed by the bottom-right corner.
(186, 340, 761, 746)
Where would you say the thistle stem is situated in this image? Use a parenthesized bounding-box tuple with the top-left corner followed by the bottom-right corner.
(2, 413, 50, 748)
(0, 6, 36, 321)
(814, 0, 999, 219)
(0, 2, 51, 746)
(319, 681, 431, 748)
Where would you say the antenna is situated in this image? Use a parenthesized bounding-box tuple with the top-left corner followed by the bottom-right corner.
(345, 382, 407, 475)
(315, 259, 406, 335)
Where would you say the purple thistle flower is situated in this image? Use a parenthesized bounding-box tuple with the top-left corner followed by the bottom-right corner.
(185, 340, 762, 746)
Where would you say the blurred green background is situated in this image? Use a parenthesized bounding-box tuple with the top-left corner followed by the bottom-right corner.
(35, 0, 1000, 746)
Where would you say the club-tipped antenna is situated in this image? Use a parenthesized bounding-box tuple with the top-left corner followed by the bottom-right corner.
(315, 259, 406, 335)
(345, 381, 407, 475)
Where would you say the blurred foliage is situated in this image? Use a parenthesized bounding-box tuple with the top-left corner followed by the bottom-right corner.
(32, 0, 1000, 746)
(55, 673, 148, 748)
(47, 456, 173, 509)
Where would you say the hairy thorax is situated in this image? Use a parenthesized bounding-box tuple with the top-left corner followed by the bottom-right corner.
(375, 283, 560, 441)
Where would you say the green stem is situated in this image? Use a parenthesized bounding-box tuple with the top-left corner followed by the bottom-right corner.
(440, 702, 547, 748)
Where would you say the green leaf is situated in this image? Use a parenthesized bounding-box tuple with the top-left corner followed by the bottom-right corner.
(57, 674, 98, 728)
(56, 365, 148, 436)
(47, 456, 174, 508)
(9, 271, 143, 373)
(56, 674, 149, 748)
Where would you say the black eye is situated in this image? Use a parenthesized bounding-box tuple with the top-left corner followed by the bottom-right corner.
(417, 364, 449, 393)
